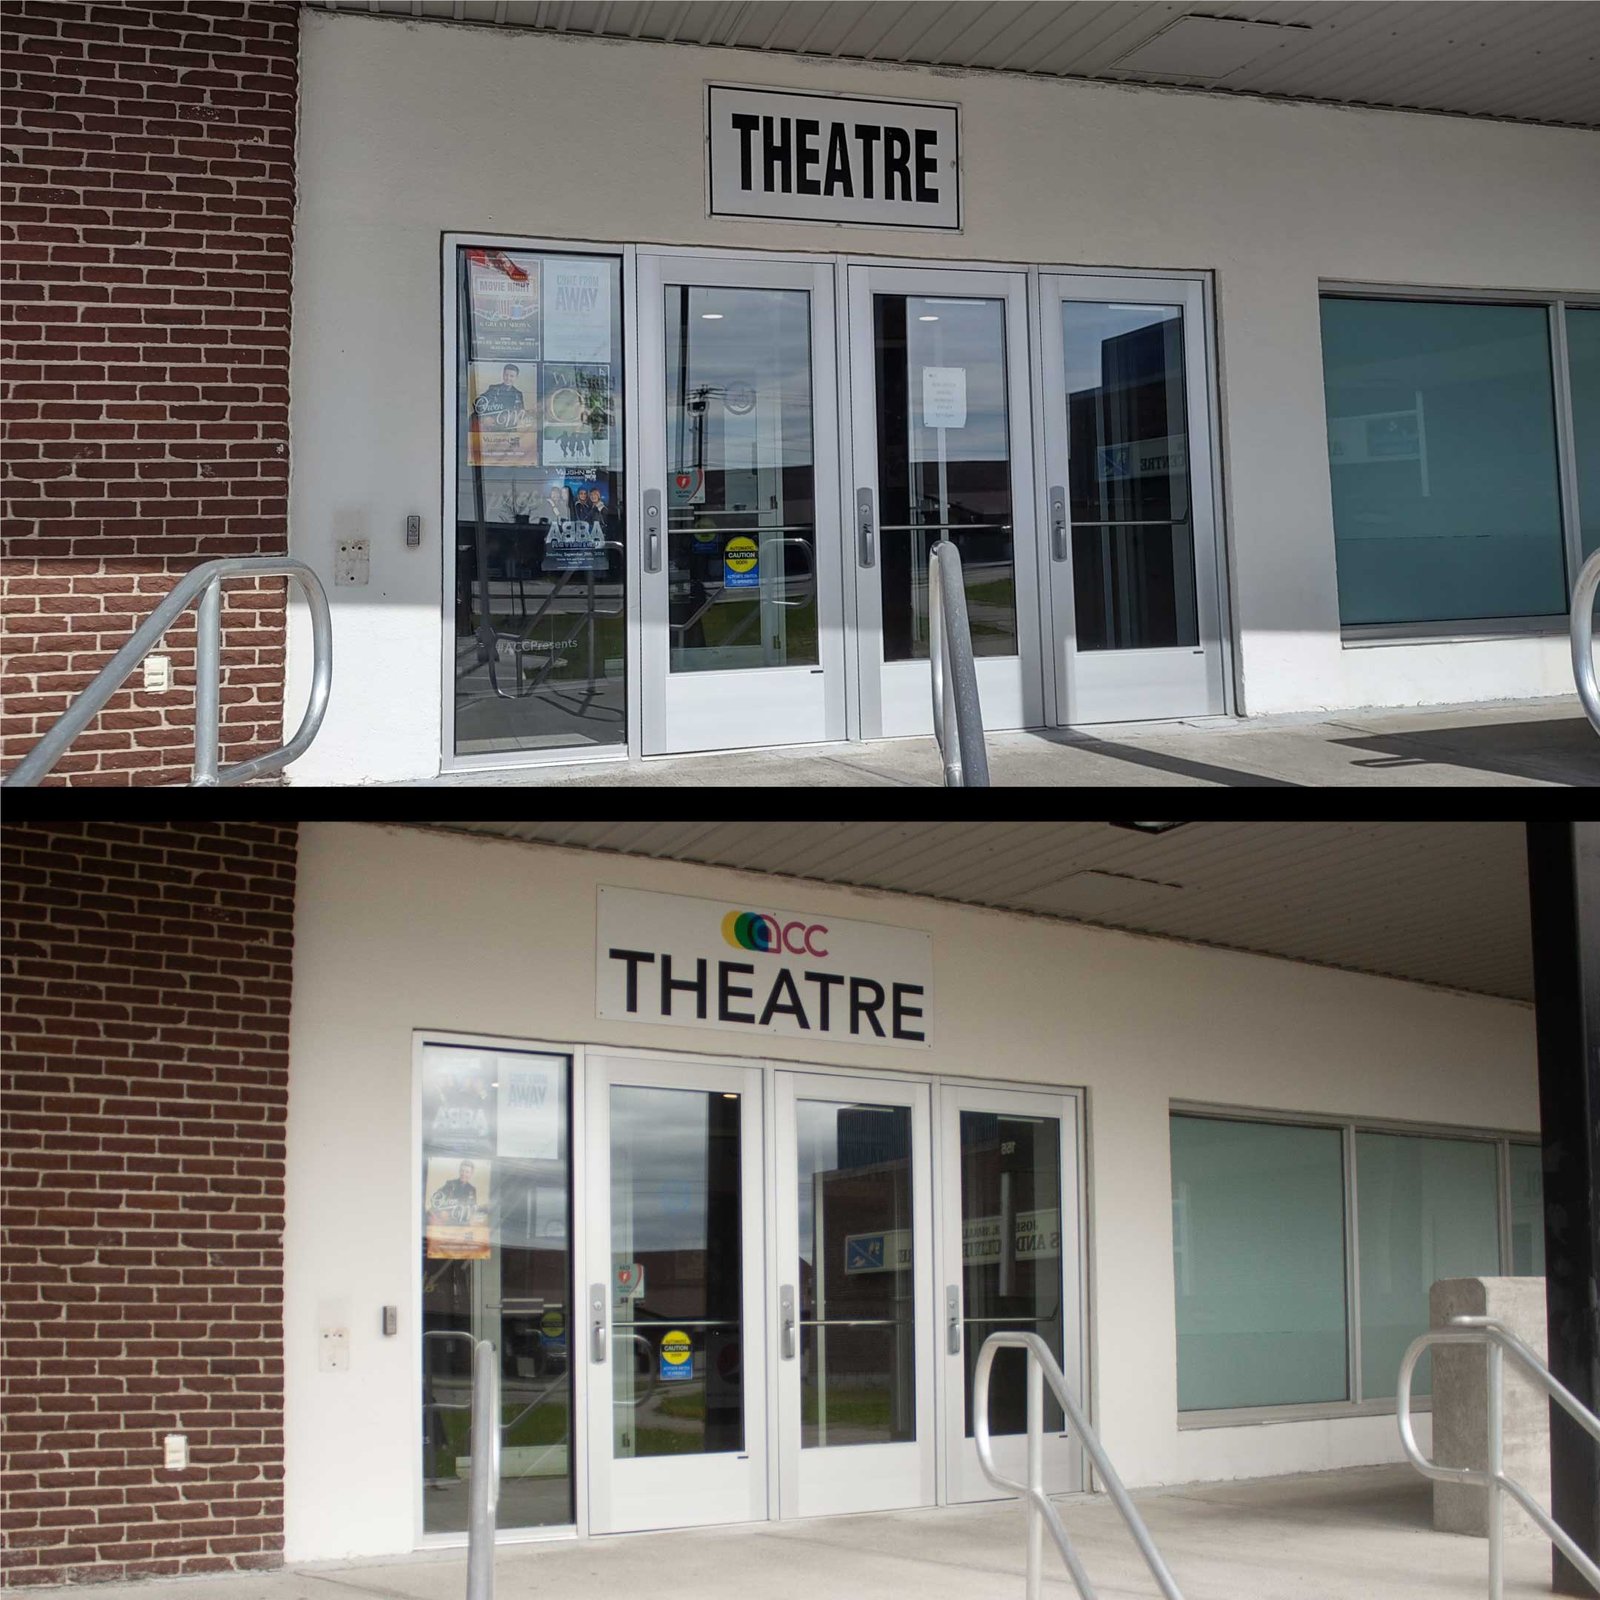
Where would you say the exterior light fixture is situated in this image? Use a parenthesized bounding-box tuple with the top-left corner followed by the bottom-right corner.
(1109, 821, 1189, 835)
(700, 311, 724, 319)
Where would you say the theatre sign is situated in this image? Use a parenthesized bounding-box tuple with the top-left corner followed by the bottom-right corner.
(596, 886, 933, 1047)
(707, 84, 961, 230)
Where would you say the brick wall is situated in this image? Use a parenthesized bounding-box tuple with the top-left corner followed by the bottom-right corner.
(0, 3, 300, 785)
(1, 823, 298, 1584)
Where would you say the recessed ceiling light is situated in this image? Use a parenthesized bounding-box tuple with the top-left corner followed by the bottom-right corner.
(918, 314, 940, 322)
(701, 312, 724, 320)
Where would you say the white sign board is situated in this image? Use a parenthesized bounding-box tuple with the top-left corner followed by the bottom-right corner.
(921, 366, 967, 429)
(597, 886, 932, 1048)
(708, 84, 960, 231)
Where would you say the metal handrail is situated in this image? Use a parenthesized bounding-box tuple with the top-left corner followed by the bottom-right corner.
(1397, 1314, 1600, 1599)
(3, 556, 332, 787)
(1571, 546, 1600, 735)
(928, 539, 990, 787)
(466, 1339, 499, 1600)
(974, 1331, 1185, 1600)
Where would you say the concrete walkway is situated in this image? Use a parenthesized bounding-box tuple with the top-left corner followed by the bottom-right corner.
(71, 1466, 1552, 1600)
(413, 697, 1600, 786)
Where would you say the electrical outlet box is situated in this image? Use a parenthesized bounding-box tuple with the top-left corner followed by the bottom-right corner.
(335, 539, 370, 587)
(381, 1305, 398, 1337)
(163, 1434, 187, 1470)
(405, 515, 421, 548)
(319, 1327, 350, 1372)
(143, 654, 171, 692)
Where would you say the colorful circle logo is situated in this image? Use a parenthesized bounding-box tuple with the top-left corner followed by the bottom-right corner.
(721, 911, 829, 959)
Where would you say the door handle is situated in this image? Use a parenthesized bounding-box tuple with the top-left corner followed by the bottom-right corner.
(643, 489, 662, 573)
(589, 1283, 607, 1364)
(856, 487, 875, 568)
(780, 1285, 797, 1359)
(946, 1284, 961, 1355)
(1049, 486, 1068, 563)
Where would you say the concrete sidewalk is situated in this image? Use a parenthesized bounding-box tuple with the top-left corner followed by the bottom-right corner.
(70, 1466, 1551, 1600)
(411, 697, 1600, 786)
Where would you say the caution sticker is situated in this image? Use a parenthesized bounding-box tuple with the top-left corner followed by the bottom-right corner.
(723, 536, 759, 590)
(539, 1308, 566, 1339)
(659, 1328, 693, 1382)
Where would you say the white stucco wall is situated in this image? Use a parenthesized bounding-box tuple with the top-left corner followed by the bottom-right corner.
(284, 12, 1600, 783)
(284, 824, 1536, 1560)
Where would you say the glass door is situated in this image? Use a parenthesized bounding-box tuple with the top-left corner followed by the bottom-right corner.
(848, 265, 1044, 738)
(937, 1084, 1084, 1503)
(637, 254, 846, 755)
(583, 1054, 767, 1533)
(1039, 276, 1227, 723)
(420, 1044, 575, 1535)
(772, 1071, 936, 1518)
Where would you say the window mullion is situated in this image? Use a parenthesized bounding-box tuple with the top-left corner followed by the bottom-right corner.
(1345, 1121, 1362, 1405)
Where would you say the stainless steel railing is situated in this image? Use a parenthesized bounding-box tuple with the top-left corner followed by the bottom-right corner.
(466, 1338, 499, 1600)
(3, 556, 332, 787)
(1571, 547, 1600, 735)
(928, 539, 990, 787)
(974, 1330, 1185, 1600)
(1397, 1314, 1600, 1599)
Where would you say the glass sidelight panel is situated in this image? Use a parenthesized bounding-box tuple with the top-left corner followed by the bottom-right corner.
(1064, 302, 1197, 651)
(958, 1113, 1065, 1436)
(609, 1087, 745, 1457)
(873, 294, 1018, 660)
(421, 1046, 572, 1531)
(664, 285, 818, 673)
(453, 248, 626, 755)
(796, 1100, 916, 1447)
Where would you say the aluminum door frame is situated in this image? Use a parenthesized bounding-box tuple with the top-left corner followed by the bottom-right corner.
(1038, 272, 1228, 726)
(636, 252, 847, 756)
(771, 1067, 937, 1520)
(583, 1051, 769, 1534)
(846, 263, 1045, 740)
(934, 1081, 1086, 1504)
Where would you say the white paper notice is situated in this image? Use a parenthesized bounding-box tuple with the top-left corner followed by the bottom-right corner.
(541, 258, 611, 362)
(922, 366, 967, 429)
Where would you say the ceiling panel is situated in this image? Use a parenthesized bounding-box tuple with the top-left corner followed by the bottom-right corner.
(419, 821, 1533, 1002)
(317, 1, 1600, 128)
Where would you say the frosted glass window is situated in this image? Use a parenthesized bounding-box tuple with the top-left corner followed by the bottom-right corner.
(1170, 1116, 1348, 1411)
(1509, 1143, 1545, 1277)
(1570, 308, 1600, 560)
(1357, 1133, 1500, 1398)
(1320, 298, 1566, 625)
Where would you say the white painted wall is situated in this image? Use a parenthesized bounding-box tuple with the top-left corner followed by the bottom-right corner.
(284, 824, 1535, 1560)
(285, 12, 1600, 784)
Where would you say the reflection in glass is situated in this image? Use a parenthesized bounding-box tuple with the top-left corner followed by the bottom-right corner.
(610, 1087, 744, 1457)
(664, 286, 818, 674)
(1356, 1131, 1500, 1397)
(873, 295, 1017, 660)
(453, 248, 626, 755)
(796, 1100, 915, 1447)
(1569, 307, 1600, 561)
(420, 1047, 573, 1531)
(959, 1113, 1064, 1435)
(1064, 302, 1197, 651)
(1508, 1143, 1544, 1276)
(1320, 296, 1566, 625)
(1170, 1115, 1348, 1411)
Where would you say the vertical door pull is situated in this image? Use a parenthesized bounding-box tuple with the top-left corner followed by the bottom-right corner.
(946, 1284, 962, 1355)
(643, 489, 663, 573)
(1049, 486, 1068, 563)
(780, 1285, 797, 1360)
(589, 1283, 607, 1364)
(856, 487, 876, 569)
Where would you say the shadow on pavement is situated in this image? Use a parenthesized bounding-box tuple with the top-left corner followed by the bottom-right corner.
(1330, 717, 1600, 785)
(1024, 731, 1303, 787)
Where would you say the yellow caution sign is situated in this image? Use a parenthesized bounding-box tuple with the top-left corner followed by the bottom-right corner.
(659, 1328, 693, 1382)
(724, 535, 759, 590)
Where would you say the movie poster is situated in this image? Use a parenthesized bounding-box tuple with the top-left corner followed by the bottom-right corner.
(421, 1050, 497, 1156)
(425, 1154, 493, 1260)
(541, 258, 612, 363)
(542, 469, 611, 574)
(541, 364, 611, 468)
(465, 248, 541, 361)
(467, 360, 540, 468)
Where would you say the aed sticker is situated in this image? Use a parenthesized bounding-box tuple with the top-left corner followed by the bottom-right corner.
(659, 1328, 693, 1381)
(724, 535, 759, 589)
(540, 1308, 566, 1339)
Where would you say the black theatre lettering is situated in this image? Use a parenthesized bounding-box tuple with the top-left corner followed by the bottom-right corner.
(729, 111, 940, 206)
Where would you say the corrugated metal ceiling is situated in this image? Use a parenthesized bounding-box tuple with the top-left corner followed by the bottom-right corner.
(315, 2, 1600, 129)
(423, 821, 1534, 1002)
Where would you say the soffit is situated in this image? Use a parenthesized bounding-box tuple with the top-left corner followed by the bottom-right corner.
(421, 821, 1533, 1003)
(314, 2, 1600, 130)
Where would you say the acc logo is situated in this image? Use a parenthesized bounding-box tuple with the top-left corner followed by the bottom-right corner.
(722, 910, 828, 959)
